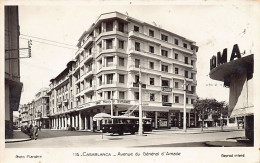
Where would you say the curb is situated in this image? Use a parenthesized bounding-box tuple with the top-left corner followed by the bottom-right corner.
(5, 138, 32, 143)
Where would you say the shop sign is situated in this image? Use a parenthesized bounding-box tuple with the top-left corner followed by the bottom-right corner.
(117, 99, 130, 104)
(162, 102, 172, 106)
(210, 44, 242, 70)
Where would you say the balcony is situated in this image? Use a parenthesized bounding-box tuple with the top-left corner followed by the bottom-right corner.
(83, 85, 96, 93)
(161, 86, 172, 92)
(129, 30, 194, 55)
(57, 102, 62, 107)
(162, 102, 172, 107)
(128, 48, 194, 69)
(132, 82, 146, 88)
(82, 36, 94, 49)
(84, 54, 94, 64)
(63, 99, 68, 104)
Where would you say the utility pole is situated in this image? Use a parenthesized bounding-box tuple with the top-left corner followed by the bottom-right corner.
(183, 78, 187, 132)
(110, 91, 113, 123)
(138, 65, 143, 135)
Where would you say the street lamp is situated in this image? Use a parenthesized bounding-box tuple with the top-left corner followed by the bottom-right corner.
(183, 78, 189, 132)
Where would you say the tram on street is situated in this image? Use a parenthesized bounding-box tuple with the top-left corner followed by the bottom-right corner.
(102, 116, 152, 135)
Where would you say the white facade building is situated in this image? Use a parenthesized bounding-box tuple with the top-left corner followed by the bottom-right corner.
(48, 12, 198, 130)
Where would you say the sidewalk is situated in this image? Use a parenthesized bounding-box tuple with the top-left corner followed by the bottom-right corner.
(153, 126, 244, 134)
(5, 130, 31, 143)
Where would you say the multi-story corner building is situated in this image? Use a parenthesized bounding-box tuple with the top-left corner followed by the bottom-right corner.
(49, 11, 198, 131)
(5, 6, 23, 138)
(34, 88, 50, 128)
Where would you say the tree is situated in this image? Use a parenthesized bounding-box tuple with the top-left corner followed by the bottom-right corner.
(193, 98, 228, 131)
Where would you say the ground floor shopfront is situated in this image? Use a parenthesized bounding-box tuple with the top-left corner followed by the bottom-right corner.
(48, 103, 198, 131)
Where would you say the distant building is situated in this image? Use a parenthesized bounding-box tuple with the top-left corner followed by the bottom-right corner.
(34, 88, 50, 128)
(47, 12, 198, 131)
(5, 6, 23, 138)
(19, 104, 30, 126)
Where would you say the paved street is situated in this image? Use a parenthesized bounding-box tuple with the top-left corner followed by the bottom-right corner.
(5, 127, 251, 148)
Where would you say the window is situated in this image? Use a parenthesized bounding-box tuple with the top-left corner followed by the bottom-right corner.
(119, 57, 124, 66)
(191, 86, 195, 94)
(186, 85, 189, 91)
(175, 53, 178, 60)
(98, 26, 102, 34)
(191, 47, 194, 50)
(135, 92, 139, 100)
(149, 46, 154, 53)
(150, 93, 155, 101)
(161, 65, 168, 72)
(162, 95, 168, 103)
(89, 47, 92, 55)
(161, 50, 168, 57)
(135, 75, 139, 83)
(185, 57, 189, 64)
(174, 39, 179, 45)
(107, 74, 113, 84)
(135, 42, 140, 51)
(106, 22, 113, 31)
(106, 39, 113, 49)
(89, 79, 92, 87)
(191, 60, 194, 66)
(185, 71, 189, 78)
(191, 73, 194, 79)
(135, 59, 140, 68)
(149, 30, 154, 37)
(119, 74, 125, 83)
(191, 99, 194, 104)
(175, 82, 179, 88)
(183, 43, 187, 48)
(149, 62, 154, 69)
(175, 68, 179, 74)
(119, 91, 125, 99)
(161, 34, 168, 41)
(107, 56, 113, 66)
(118, 22, 124, 32)
(150, 78, 154, 85)
(134, 26, 139, 32)
(99, 76, 102, 85)
(119, 40, 124, 49)
(186, 98, 189, 104)
(107, 91, 113, 99)
(175, 96, 179, 103)
(162, 80, 169, 87)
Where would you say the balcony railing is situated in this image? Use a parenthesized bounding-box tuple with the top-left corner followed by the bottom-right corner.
(162, 102, 172, 106)
(132, 82, 146, 88)
(161, 86, 172, 92)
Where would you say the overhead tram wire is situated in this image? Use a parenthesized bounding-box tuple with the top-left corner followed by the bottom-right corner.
(20, 37, 78, 50)
(5, 30, 78, 50)
(20, 33, 76, 47)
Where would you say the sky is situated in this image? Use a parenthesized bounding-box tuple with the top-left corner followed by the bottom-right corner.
(18, 2, 260, 104)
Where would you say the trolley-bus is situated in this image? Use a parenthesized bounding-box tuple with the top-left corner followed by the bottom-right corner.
(102, 116, 152, 135)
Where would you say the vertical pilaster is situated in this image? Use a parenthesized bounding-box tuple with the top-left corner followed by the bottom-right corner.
(90, 116, 93, 131)
(76, 115, 78, 129)
(85, 116, 87, 130)
(79, 112, 82, 130)
(155, 111, 158, 129)
(72, 115, 75, 127)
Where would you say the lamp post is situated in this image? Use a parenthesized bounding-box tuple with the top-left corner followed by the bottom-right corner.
(183, 78, 187, 132)
(138, 65, 143, 135)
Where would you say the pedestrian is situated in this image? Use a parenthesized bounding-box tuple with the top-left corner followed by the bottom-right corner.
(32, 125, 39, 140)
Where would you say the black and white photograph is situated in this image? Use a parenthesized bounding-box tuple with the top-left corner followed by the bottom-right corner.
(1, 1, 260, 163)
